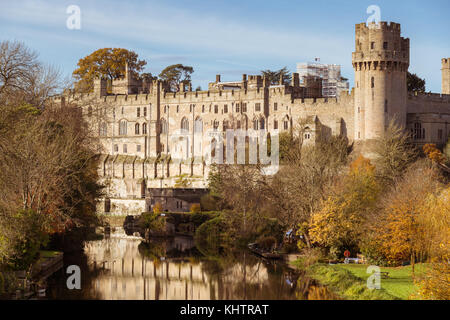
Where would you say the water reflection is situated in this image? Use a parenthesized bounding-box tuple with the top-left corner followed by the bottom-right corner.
(46, 228, 337, 300)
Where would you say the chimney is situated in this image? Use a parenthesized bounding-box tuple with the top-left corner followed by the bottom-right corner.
(292, 73, 300, 87)
(216, 74, 221, 83)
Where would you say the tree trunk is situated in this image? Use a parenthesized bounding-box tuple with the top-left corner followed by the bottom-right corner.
(411, 251, 415, 278)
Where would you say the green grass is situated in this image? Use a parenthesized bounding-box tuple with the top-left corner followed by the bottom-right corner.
(292, 260, 429, 300)
(334, 263, 428, 300)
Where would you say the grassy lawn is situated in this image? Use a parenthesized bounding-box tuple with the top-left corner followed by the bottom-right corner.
(329, 263, 428, 300)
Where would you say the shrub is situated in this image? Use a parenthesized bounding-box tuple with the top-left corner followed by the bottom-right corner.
(195, 217, 232, 256)
(190, 203, 201, 214)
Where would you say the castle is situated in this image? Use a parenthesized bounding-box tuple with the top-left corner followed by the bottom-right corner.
(53, 21, 450, 215)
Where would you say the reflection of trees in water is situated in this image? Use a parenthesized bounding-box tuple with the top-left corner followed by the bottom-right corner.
(295, 273, 340, 300)
(137, 237, 202, 261)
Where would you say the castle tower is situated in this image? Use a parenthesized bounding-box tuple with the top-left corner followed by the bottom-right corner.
(442, 58, 450, 95)
(352, 22, 410, 140)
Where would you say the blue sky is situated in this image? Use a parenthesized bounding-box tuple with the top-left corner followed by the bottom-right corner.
(0, 0, 449, 92)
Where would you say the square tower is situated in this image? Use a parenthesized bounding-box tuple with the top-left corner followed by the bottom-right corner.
(442, 58, 450, 95)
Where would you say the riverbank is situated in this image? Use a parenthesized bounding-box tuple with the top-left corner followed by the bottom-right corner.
(291, 260, 428, 300)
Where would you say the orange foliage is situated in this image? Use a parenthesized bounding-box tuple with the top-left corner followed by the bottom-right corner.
(423, 144, 445, 164)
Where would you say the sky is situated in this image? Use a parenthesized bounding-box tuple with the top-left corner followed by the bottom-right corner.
(0, 0, 449, 92)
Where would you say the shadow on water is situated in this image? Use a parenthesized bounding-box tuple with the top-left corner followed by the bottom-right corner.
(46, 227, 338, 300)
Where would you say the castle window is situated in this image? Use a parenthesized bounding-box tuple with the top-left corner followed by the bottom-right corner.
(135, 123, 140, 135)
(283, 119, 289, 130)
(137, 144, 141, 152)
(100, 122, 107, 136)
(213, 120, 219, 131)
(144, 107, 147, 117)
(114, 144, 118, 152)
(142, 123, 147, 134)
(383, 42, 388, 50)
(236, 104, 240, 113)
(223, 120, 229, 131)
(371, 77, 375, 88)
(194, 117, 203, 133)
(304, 133, 311, 140)
(260, 118, 265, 130)
(371, 42, 375, 50)
(123, 144, 127, 153)
(242, 103, 247, 113)
(255, 103, 261, 112)
(237, 120, 241, 129)
(119, 121, 127, 135)
(214, 105, 218, 114)
(253, 119, 259, 130)
(274, 120, 278, 130)
(224, 104, 228, 113)
(176, 105, 179, 113)
(202, 105, 205, 113)
(414, 122, 423, 140)
(121, 107, 124, 115)
(160, 118, 167, 134)
(137, 107, 140, 118)
(274, 103, 278, 111)
(181, 117, 189, 131)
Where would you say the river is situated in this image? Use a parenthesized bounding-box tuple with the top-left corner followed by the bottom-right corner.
(45, 227, 337, 300)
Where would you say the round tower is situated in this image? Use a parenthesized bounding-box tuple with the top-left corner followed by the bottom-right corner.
(442, 58, 450, 95)
(352, 22, 410, 140)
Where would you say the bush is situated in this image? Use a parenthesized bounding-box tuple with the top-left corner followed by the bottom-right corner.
(139, 212, 165, 233)
(200, 194, 219, 211)
(195, 217, 232, 256)
(190, 203, 201, 213)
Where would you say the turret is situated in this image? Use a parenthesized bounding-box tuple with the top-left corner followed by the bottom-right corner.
(442, 58, 450, 95)
(352, 22, 410, 140)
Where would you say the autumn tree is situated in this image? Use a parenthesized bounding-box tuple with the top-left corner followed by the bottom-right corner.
(72, 48, 147, 92)
(158, 64, 194, 92)
(423, 144, 446, 164)
(309, 155, 380, 258)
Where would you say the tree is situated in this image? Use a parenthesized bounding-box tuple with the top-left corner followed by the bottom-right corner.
(72, 48, 147, 92)
(0, 41, 63, 108)
(261, 67, 292, 85)
(407, 72, 426, 93)
(373, 119, 418, 185)
(309, 156, 380, 257)
(423, 144, 446, 164)
(159, 64, 194, 92)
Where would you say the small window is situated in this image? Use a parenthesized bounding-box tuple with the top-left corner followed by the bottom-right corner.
(438, 129, 443, 140)
(135, 123, 140, 135)
(371, 42, 375, 50)
(237, 120, 241, 129)
(371, 77, 375, 88)
(224, 104, 228, 113)
(121, 107, 124, 114)
(274, 120, 278, 130)
(214, 105, 218, 114)
(119, 121, 127, 135)
(385, 100, 388, 113)
(255, 103, 261, 112)
(383, 42, 388, 50)
(137, 107, 140, 117)
(284, 120, 289, 130)
(137, 144, 141, 152)
(236, 104, 240, 113)
(114, 144, 118, 152)
(304, 133, 311, 140)
(144, 107, 147, 117)
(242, 103, 247, 113)
(176, 105, 179, 113)
(202, 105, 205, 113)
(123, 144, 127, 153)
(274, 103, 278, 111)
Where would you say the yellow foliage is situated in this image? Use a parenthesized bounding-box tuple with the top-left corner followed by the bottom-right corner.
(153, 202, 163, 214)
(423, 144, 445, 164)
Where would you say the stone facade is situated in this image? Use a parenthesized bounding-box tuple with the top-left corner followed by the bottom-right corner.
(53, 21, 450, 215)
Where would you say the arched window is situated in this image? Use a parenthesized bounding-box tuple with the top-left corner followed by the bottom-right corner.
(142, 122, 147, 134)
(194, 117, 203, 133)
(223, 120, 229, 131)
(371, 77, 375, 88)
(213, 120, 219, 131)
(181, 117, 189, 131)
(135, 123, 140, 135)
(119, 120, 127, 135)
(160, 118, 168, 134)
(260, 118, 265, 130)
(253, 119, 259, 130)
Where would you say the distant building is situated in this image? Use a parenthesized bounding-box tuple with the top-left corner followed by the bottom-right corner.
(296, 61, 349, 98)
